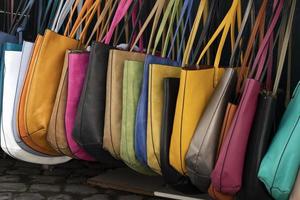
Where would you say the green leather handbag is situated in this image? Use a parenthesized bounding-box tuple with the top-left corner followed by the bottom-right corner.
(120, 60, 154, 175)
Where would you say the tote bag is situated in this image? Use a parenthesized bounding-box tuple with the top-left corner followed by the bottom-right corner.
(103, 50, 145, 159)
(65, 51, 94, 161)
(169, 0, 239, 175)
(120, 60, 154, 175)
(1, 50, 70, 164)
(19, 0, 98, 155)
(47, 51, 73, 157)
(211, 0, 284, 194)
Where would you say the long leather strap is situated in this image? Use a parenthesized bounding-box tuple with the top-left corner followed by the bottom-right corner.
(273, 0, 296, 95)
(229, 0, 253, 67)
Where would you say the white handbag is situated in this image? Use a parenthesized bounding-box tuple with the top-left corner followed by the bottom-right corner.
(1, 49, 71, 164)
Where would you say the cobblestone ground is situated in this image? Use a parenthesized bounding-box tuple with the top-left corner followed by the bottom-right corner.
(0, 156, 162, 200)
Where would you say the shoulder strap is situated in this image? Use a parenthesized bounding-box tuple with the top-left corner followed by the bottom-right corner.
(273, 0, 296, 95)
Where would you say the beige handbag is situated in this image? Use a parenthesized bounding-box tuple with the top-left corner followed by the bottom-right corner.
(47, 51, 73, 157)
(103, 50, 145, 159)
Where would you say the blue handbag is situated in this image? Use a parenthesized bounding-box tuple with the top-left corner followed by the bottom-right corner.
(134, 55, 179, 165)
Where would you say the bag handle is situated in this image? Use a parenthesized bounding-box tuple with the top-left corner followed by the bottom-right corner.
(151, 0, 180, 56)
(273, 0, 296, 95)
(229, 0, 254, 67)
(250, 0, 284, 81)
(181, 0, 207, 65)
(129, 0, 166, 53)
(85, 0, 116, 46)
(236, 0, 268, 95)
(189, 0, 218, 64)
(64, 0, 87, 36)
(50, 0, 66, 31)
(166, 0, 193, 61)
(102, 0, 135, 45)
(196, 0, 239, 86)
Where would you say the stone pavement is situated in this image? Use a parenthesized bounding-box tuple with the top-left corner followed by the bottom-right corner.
(0, 157, 162, 200)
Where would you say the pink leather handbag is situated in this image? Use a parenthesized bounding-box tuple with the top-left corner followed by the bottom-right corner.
(65, 51, 94, 161)
(211, 0, 283, 194)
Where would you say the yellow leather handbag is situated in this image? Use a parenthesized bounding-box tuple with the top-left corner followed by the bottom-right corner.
(169, 0, 239, 175)
(146, 0, 182, 174)
(19, 0, 99, 155)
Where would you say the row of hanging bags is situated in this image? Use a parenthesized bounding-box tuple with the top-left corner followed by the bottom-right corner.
(210, 0, 285, 195)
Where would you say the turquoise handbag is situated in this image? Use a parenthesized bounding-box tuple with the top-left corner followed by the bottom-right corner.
(258, 81, 300, 200)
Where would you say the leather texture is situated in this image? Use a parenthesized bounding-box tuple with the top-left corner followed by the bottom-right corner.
(0, 43, 22, 122)
(160, 78, 199, 194)
(20, 30, 79, 155)
(147, 64, 181, 174)
(290, 171, 300, 200)
(170, 67, 225, 175)
(211, 79, 261, 194)
(1, 50, 70, 164)
(135, 55, 179, 165)
(47, 51, 73, 157)
(18, 35, 51, 155)
(66, 51, 94, 161)
(120, 60, 154, 175)
(103, 49, 145, 159)
(12, 41, 48, 156)
(236, 93, 275, 200)
(258, 82, 300, 200)
(73, 42, 120, 164)
(208, 103, 237, 200)
(186, 68, 237, 192)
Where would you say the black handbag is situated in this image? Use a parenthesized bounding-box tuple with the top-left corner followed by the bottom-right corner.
(160, 78, 198, 194)
(73, 42, 120, 164)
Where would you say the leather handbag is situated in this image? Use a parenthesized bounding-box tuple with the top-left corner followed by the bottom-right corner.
(185, 0, 253, 191)
(211, 0, 284, 194)
(258, 82, 300, 200)
(160, 77, 199, 194)
(236, 3, 293, 198)
(290, 171, 300, 200)
(47, 51, 73, 157)
(120, 60, 154, 175)
(72, 42, 120, 164)
(169, 0, 239, 175)
(103, 49, 145, 159)
(146, 64, 181, 174)
(65, 51, 94, 161)
(186, 68, 237, 191)
(208, 104, 237, 200)
(135, 56, 179, 165)
(19, 0, 98, 155)
(1, 49, 70, 164)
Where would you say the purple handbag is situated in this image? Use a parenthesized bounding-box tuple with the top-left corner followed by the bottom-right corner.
(211, 0, 283, 194)
(65, 51, 94, 161)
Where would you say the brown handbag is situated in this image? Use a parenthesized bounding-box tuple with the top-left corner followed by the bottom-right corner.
(103, 49, 145, 159)
(208, 103, 237, 200)
(47, 50, 73, 157)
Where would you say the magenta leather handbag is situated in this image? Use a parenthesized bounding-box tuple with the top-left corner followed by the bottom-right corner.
(211, 0, 283, 195)
(65, 51, 94, 161)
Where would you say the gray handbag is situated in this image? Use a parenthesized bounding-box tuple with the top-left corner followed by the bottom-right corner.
(185, 68, 237, 191)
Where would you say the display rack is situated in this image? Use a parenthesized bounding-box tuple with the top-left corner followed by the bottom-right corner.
(88, 168, 210, 200)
